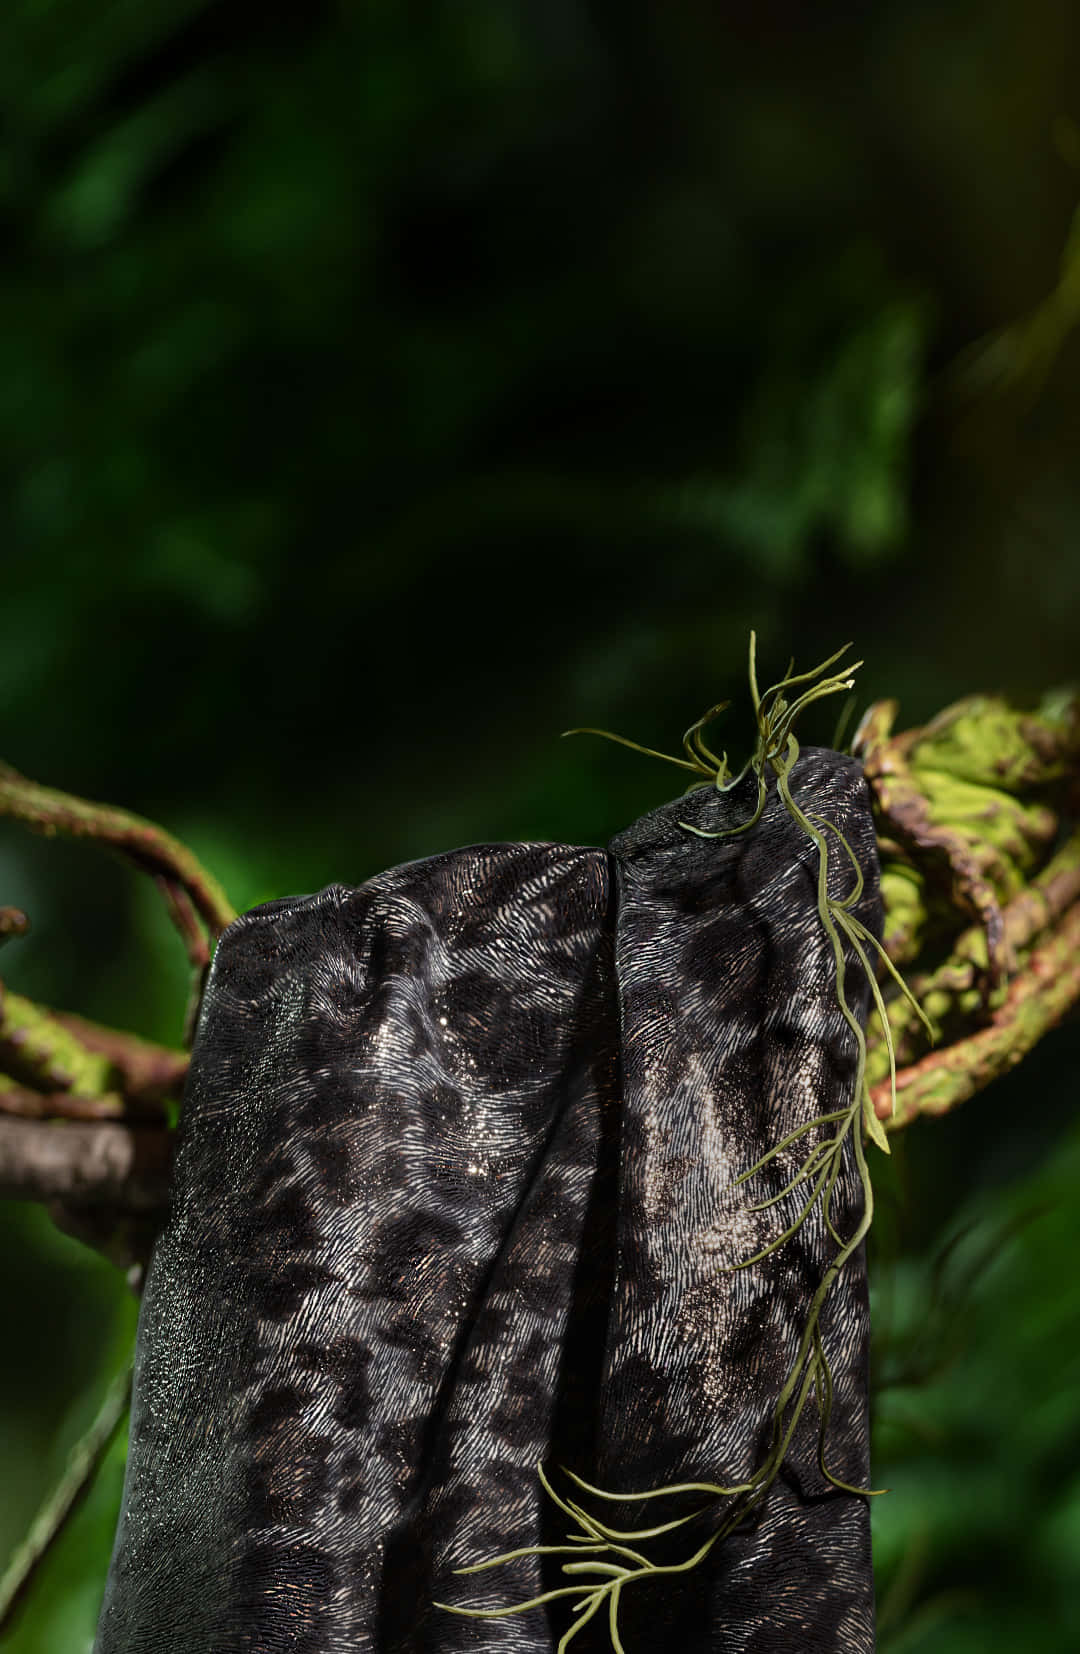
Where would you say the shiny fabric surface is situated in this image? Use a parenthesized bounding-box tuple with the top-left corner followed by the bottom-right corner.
(95, 749, 881, 1653)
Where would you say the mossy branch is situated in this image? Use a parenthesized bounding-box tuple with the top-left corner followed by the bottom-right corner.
(447, 640, 898, 1646)
(0, 761, 235, 967)
(857, 690, 1080, 1130)
(0, 764, 205, 1241)
(448, 644, 1079, 1649)
(2, 659, 1077, 1652)
(872, 897, 1080, 1128)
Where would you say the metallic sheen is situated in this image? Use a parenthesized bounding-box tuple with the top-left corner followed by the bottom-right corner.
(95, 748, 880, 1652)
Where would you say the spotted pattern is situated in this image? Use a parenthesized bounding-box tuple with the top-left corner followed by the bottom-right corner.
(596, 748, 880, 1651)
(94, 749, 880, 1652)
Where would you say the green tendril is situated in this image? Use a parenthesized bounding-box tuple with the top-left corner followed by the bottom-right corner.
(444, 635, 926, 1651)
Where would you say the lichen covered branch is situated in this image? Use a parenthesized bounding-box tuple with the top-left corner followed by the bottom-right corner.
(857, 691, 1079, 1131)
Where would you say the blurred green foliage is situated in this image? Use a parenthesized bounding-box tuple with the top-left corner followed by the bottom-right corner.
(872, 1094, 1080, 1652)
(1, 1, 1078, 1648)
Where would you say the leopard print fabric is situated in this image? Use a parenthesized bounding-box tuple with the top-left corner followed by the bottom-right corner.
(94, 748, 880, 1653)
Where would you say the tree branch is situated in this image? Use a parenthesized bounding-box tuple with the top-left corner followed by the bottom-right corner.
(0, 684, 1075, 1266)
(0, 986, 117, 1098)
(858, 692, 1080, 1130)
(47, 1012, 187, 1108)
(0, 1115, 173, 1210)
(873, 898, 1080, 1127)
(0, 1363, 133, 1636)
(0, 761, 236, 957)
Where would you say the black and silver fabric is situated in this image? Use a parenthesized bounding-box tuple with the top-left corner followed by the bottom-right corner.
(94, 748, 881, 1653)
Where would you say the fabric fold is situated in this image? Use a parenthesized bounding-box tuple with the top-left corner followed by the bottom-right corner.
(95, 749, 881, 1654)
(595, 748, 880, 1652)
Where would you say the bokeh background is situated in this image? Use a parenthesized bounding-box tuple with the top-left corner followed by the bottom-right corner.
(2, 2, 1079, 1649)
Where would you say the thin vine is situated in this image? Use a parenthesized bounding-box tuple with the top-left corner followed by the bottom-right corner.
(437, 636, 933, 1653)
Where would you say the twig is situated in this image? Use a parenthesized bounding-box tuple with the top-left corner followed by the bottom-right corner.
(0, 761, 235, 949)
(0, 1363, 133, 1635)
(154, 875, 212, 973)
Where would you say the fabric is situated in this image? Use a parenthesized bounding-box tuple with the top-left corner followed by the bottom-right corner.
(95, 748, 881, 1654)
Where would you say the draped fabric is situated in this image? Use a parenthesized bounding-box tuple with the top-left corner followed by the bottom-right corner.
(95, 748, 881, 1654)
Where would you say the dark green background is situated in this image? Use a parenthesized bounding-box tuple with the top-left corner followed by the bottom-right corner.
(1, 3, 1078, 1649)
